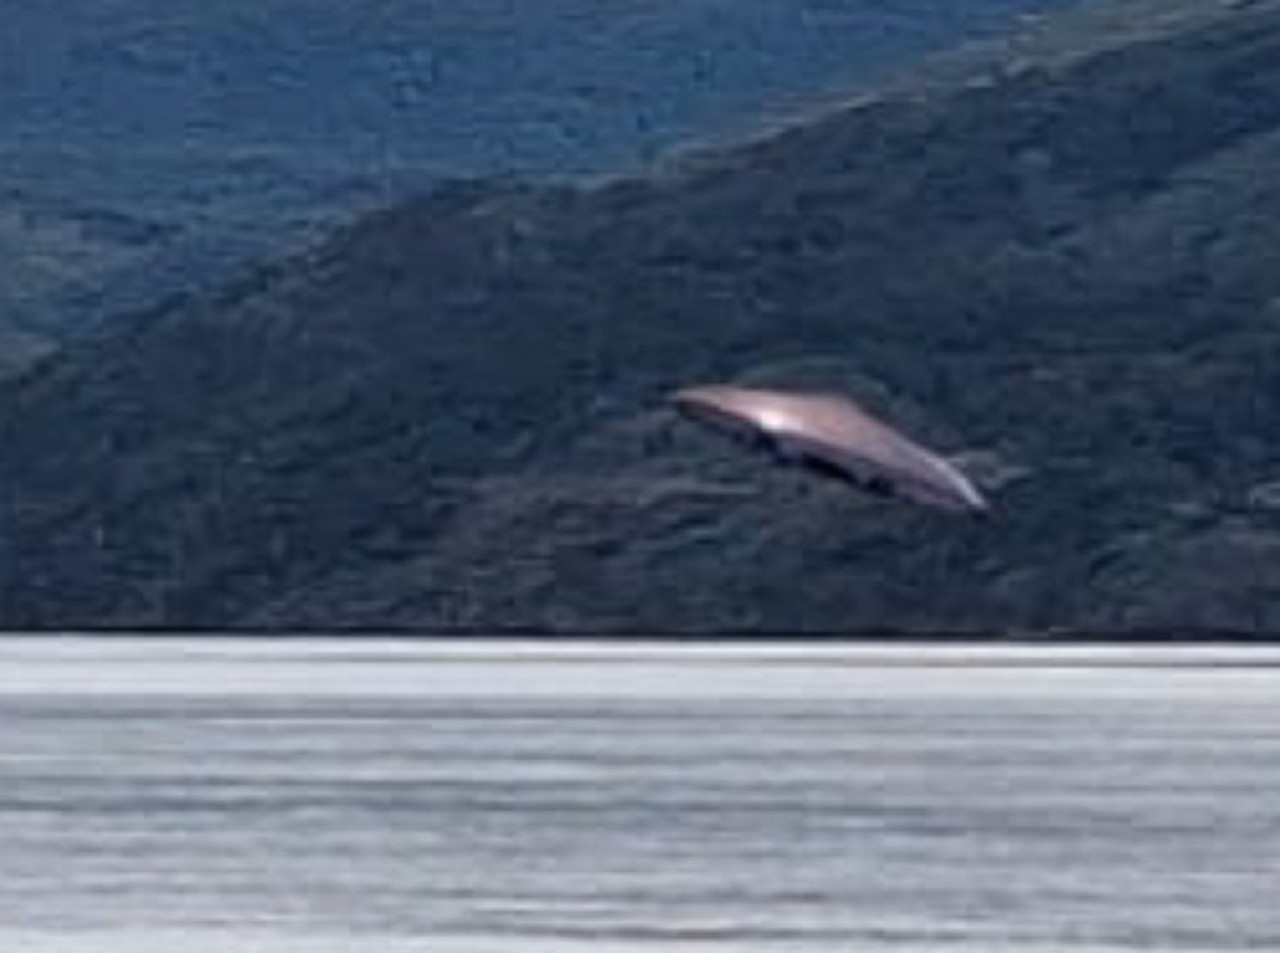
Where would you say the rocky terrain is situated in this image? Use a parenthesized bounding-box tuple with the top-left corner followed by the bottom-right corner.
(4, 0, 1280, 635)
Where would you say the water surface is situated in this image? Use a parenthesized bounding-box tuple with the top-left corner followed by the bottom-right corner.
(0, 638, 1277, 951)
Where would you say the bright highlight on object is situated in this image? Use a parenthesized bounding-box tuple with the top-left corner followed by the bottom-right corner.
(672, 384, 989, 513)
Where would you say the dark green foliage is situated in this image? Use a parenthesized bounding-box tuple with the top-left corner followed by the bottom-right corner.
(0, 0, 1082, 358)
(6, 0, 1280, 634)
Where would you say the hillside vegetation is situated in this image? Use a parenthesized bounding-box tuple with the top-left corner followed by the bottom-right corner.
(0, 0, 1078, 374)
(4, 0, 1280, 634)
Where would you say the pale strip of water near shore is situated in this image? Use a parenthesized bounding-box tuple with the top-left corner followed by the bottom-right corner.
(1, 636, 1278, 698)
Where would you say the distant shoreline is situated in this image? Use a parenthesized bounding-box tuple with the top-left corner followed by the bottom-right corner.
(2, 629, 1279, 646)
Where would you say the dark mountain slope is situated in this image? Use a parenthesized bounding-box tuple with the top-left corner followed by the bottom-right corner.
(0, 0, 1083, 375)
(5, 0, 1280, 633)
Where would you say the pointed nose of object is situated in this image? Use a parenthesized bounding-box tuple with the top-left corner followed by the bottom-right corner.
(951, 473, 990, 513)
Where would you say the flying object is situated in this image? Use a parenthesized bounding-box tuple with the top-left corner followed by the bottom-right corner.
(672, 384, 988, 513)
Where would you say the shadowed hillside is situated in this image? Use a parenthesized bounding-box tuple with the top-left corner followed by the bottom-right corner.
(4, 0, 1280, 634)
(0, 0, 1080, 375)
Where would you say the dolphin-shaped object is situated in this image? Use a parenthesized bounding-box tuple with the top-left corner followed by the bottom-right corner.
(673, 384, 988, 513)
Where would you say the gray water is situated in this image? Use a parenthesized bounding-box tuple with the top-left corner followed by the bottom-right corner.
(1, 639, 1278, 952)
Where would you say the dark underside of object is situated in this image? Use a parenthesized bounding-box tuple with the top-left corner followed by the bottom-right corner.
(778, 444, 896, 498)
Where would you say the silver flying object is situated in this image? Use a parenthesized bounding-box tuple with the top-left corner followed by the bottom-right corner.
(673, 384, 988, 513)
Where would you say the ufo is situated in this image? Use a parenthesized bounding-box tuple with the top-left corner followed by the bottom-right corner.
(672, 384, 988, 513)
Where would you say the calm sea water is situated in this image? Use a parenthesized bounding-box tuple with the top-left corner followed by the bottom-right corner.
(0, 638, 1278, 952)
